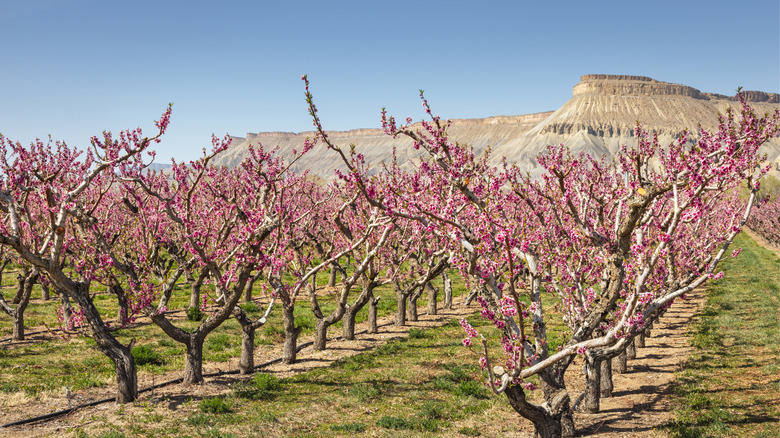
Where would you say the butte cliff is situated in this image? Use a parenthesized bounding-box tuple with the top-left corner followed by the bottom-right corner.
(216, 75, 780, 177)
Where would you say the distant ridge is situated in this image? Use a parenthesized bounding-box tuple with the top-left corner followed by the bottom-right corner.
(216, 75, 780, 177)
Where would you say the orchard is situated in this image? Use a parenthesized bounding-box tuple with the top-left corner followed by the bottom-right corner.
(0, 82, 778, 437)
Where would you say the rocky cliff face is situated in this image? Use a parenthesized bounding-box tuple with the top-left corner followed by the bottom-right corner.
(215, 75, 780, 177)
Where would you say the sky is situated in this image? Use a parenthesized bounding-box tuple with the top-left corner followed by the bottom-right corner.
(1, 0, 778, 164)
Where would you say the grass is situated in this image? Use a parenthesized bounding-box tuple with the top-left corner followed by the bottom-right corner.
(665, 233, 780, 437)
(57, 310, 524, 437)
(0, 271, 427, 395)
(1, 267, 538, 436)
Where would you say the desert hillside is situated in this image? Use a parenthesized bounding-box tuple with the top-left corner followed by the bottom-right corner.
(216, 75, 780, 177)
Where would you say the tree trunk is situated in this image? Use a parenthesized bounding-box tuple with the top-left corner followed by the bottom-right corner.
(368, 295, 380, 334)
(505, 384, 573, 438)
(244, 277, 254, 303)
(282, 303, 300, 364)
(110, 282, 130, 326)
(636, 331, 646, 348)
(626, 339, 636, 360)
(239, 326, 255, 374)
(314, 318, 330, 351)
(59, 290, 73, 329)
(395, 292, 407, 326)
(12, 310, 24, 341)
(328, 265, 337, 287)
(614, 349, 627, 374)
(341, 256, 350, 283)
(426, 282, 438, 315)
(342, 305, 358, 340)
(580, 356, 601, 413)
(464, 285, 478, 306)
(11, 270, 36, 341)
(600, 357, 613, 397)
(407, 296, 418, 322)
(342, 286, 373, 340)
(12, 270, 28, 304)
(70, 282, 137, 403)
(442, 273, 453, 309)
(111, 344, 138, 404)
(41, 282, 50, 301)
(188, 271, 206, 310)
(183, 335, 205, 385)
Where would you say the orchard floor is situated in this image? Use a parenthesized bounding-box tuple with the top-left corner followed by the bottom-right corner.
(0, 290, 707, 438)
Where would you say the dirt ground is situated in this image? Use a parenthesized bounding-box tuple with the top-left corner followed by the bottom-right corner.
(1, 287, 708, 438)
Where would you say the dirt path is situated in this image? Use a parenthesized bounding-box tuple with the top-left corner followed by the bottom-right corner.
(567, 289, 705, 437)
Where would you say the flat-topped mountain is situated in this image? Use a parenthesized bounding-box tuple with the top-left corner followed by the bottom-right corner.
(216, 75, 780, 177)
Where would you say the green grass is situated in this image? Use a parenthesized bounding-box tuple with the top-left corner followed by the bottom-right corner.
(665, 233, 780, 437)
(0, 270, 425, 395)
(0, 267, 555, 437)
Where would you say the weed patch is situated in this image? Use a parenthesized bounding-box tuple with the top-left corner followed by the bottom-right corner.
(131, 345, 164, 367)
(199, 397, 233, 414)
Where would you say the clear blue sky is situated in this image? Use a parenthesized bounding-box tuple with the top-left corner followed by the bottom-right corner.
(1, 0, 778, 163)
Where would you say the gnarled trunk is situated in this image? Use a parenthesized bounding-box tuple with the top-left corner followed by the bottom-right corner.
(368, 295, 380, 334)
(636, 330, 646, 348)
(328, 264, 338, 287)
(183, 335, 205, 385)
(442, 272, 453, 309)
(40, 282, 50, 301)
(600, 357, 613, 397)
(314, 318, 332, 351)
(70, 282, 137, 403)
(0, 269, 38, 341)
(395, 290, 407, 326)
(580, 355, 602, 413)
(342, 285, 373, 340)
(282, 303, 300, 364)
(239, 326, 255, 374)
(426, 282, 438, 315)
(407, 295, 418, 322)
(626, 339, 636, 360)
(505, 384, 574, 438)
(187, 270, 206, 310)
(614, 349, 627, 373)
(109, 281, 130, 326)
(59, 289, 73, 329)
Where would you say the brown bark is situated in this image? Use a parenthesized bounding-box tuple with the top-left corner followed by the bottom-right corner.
(614, 349, 628, 373)
(505, 384, 573, 438)
(187, 270, 207, 310)
(40, 282, 50, 301)
(580, 356, 602, 413)
(636, 330, 646, 348)
(0, 268, 38, 341)
(239, 326, 255, 374)
(394, 287, 408, 326)
(342, 284, 374, 340)
(368, 295, 380, 334)
(626, 339, 636, 360)
(426, 281, 438, 315)
(407, 293, 419, 322)
(442, 272, 453, 309)
(328, 264, 338, 287)
(282, 302, 300, 364)
(70, 282, 137, 402)
(183, 335, 205, 385)
(600, 357, 613, 397)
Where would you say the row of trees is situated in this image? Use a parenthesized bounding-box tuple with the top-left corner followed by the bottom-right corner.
(303, 78, 780, 436)
(1, 82, 778, 435)
(747, 183, 780, 246)
(0, 112, 459, 404)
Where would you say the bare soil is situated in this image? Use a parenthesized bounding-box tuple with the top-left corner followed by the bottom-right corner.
(0, 289, 708, 437)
